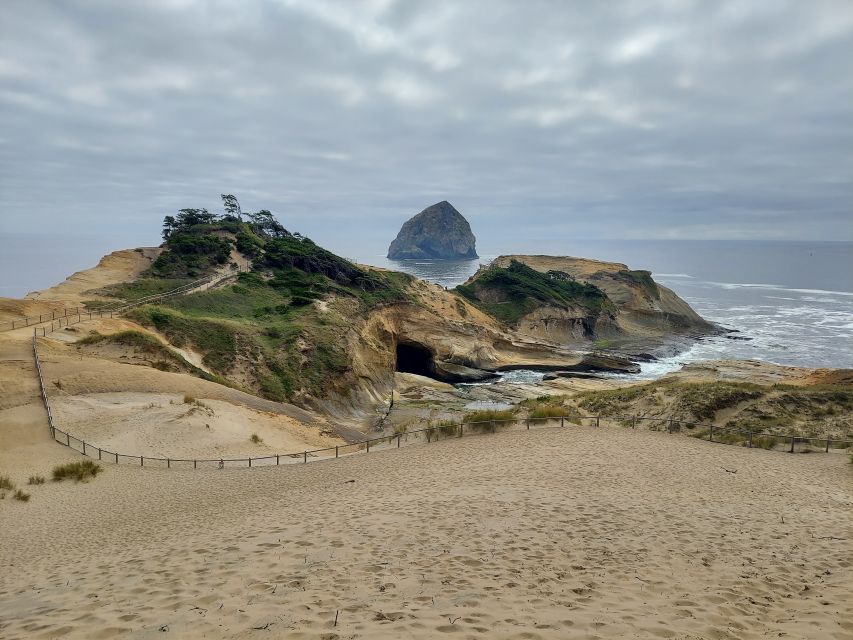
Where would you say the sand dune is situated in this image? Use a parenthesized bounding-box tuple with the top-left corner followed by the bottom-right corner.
(52, 392, 342, 460)
(2, 425, 851, 639)
(25, 248, 161, 304)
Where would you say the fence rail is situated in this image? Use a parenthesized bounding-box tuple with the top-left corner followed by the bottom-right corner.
(4, 267, 246, 333)
(31, 333, 853, 470)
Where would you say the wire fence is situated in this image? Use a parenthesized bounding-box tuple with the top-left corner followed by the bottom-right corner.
(4, 266, 247, 334)
(31, 334, 853, 470)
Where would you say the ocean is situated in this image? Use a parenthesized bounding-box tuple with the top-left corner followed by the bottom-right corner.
(2, 234, 851, 371)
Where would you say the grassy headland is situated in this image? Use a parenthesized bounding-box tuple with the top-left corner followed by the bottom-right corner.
(456, 259, 611, 325)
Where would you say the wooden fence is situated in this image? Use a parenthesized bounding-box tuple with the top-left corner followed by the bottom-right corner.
(4, 267, 246, 333)
(32, 334, 852, 470)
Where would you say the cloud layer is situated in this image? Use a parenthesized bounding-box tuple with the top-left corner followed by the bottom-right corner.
(1, 0, 851, 246)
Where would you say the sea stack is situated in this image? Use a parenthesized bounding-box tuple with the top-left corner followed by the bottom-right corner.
(387, 201, 478, 260)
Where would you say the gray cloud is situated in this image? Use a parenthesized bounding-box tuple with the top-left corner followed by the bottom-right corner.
(1, 0, 851, 251)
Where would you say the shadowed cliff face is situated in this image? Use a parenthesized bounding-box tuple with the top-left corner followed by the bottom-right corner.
(387, 201, 478, 260)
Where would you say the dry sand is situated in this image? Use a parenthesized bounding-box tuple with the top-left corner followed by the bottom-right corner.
(52, 392, 342, 460)
(2, 424, 851, 639)
(25, 248, 161, 304)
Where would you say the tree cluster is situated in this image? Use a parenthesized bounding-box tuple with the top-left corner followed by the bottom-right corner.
(161, 195, 290, 240)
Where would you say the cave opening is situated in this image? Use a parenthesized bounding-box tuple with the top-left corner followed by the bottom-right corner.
(395, 340, 436, 378)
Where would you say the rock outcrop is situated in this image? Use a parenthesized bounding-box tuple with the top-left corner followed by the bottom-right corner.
(388, 201, 478, 260)
(458, 255, 717, 351)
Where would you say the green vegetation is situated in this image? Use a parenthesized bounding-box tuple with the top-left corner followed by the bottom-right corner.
(572, 379, 852, 443)
(462, 408, 516, 431)
(93, 277, 196, 304)
(456, 260, 610, 325)
(429, 419, 459, 438)
(27, 475, 45, 485)
(52, 461, 103, 483)
(621, 270, 660, 300)
(113, 196, 416, 403)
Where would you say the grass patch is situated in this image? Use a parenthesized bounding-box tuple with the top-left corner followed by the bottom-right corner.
(752, 435, 780, 450)
(127, 306, 240, 373)
(621, 269, 659, 300)
(463, 409, 517, 431)
(13, 489, 30, 502)
(27, 475, 45, 485)
(52, 461, 103, 483)
(430, 420, 459, 438)
(529, 404, 569, 420)
(250, 433, 262, 444)
(93, 278, 195, 304)
(0, 475, 13, 491)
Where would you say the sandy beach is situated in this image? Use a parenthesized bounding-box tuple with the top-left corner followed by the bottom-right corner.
(2, 423, 851, 639)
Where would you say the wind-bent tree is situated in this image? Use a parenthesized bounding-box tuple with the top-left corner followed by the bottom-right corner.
(221, 194, 242, 220)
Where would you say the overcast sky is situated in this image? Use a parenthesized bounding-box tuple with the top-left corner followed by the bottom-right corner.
(1, 0, 852, 256)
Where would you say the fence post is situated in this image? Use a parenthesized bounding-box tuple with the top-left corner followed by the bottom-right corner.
(397, 434, 401, 448)
(668, 419, 674, 433)
(276, 454, 280, 465)
(709, 426, 714, 442)
(115, 452, 118, 464)
(167, 458, 171, 469)
(560, 416, 564, 428)
(632, 416, 636, 429)
(367, 439, 371, 452)
(248, 457, 251, 468)
(789, 435, 795, 453)
(825, 438, 831, 453)
(140, 456, 144, 466)
(526, 418, 530, 430)
(459, 423, 463, 437)
(595, 416, 600, 428)
(748, 432, 753, 448)
(82, 441, 86, 455)
(98, 448, 102, 460)
(303, 451, 307, 463)
(194, 459, 197, 469)
(335, 446, 339, 458)
(66, 432, 70, 446)
(427, 429, 431, 443)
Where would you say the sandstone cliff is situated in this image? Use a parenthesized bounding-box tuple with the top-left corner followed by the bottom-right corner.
(459, 255, 716, 351)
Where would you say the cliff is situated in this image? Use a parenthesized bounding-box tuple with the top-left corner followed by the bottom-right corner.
(387, 201, 478, 260)
(458, 255, 717, 351)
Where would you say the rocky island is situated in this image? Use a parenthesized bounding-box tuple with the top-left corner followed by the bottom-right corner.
(387, 200, 478, 260)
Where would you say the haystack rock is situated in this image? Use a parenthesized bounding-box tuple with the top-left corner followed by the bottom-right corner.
(387, 201, 478, 260)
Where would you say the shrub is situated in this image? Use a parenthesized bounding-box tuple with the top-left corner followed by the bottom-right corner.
(0, 475, 13, 491)
(752, 436, 779, 450)
(13, 489, 30, 502)
(184, 394, 195, 404)
(529, 404, 568, 420)
(52, 461, 103, 482)
(463, 409, 517, 432)
(27, 475, 45, 485)
(433, 420, 459, 438)
(250, 433, 262, 444)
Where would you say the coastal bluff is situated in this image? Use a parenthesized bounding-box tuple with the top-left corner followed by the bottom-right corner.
(388, 201, 478, 260)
